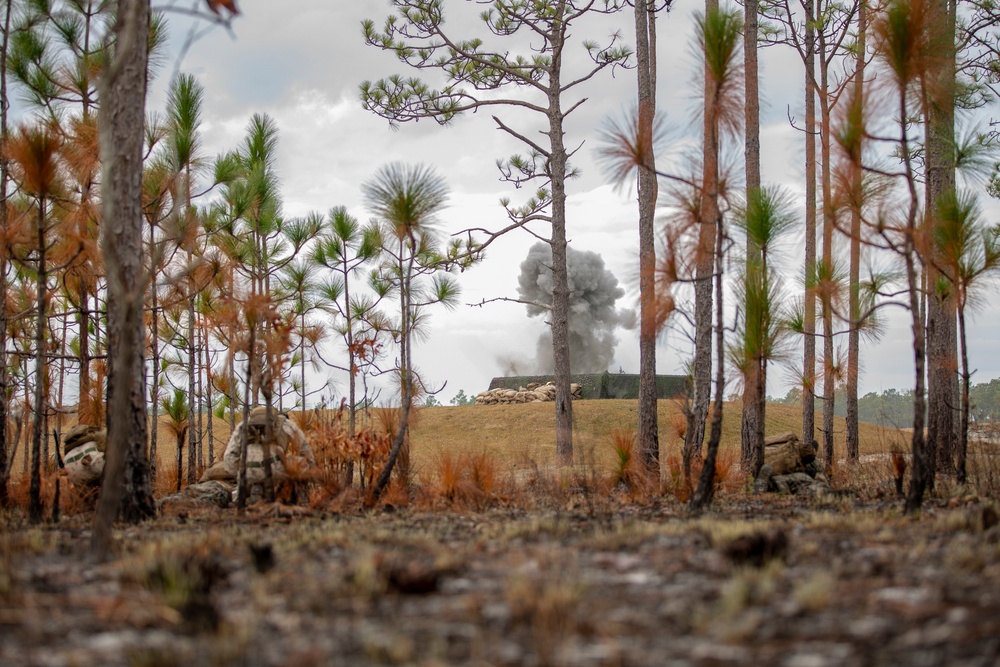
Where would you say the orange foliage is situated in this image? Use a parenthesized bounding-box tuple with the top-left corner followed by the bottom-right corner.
(425, 450, 502, 510)
(205, 0, 239, 16)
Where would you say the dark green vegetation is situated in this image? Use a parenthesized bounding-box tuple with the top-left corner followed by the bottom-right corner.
(771, 378, 1000, 431)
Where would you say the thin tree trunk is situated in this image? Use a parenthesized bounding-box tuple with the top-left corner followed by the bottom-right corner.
(29, 199, 48, 524)
(229, 338, 236, 431)
(802, 0, 817, 447)
(691, 207, 726, 510)
(925, 0, 958, 480)
(846, 0, 866, 462)
(548, 26, 574, 466)
(819, 22, 836, 473)
(186, 292, 196, 484)
(370, 243, 415, 502)
(300, 309, 307, 411)
(148, 223, 160, 482)
(205, 328, 214, 465)
(196, 320, 204, 469)
(894, 84, 929, 514)
(635, 0, 659, 469)
(92, 0, 155, 561)
(0, 0, 12, 508)
(957, 303, 969, 484)
(688, 0, 720, 467)
(741, 0, 763, 474)
(344, 254, 356, 487)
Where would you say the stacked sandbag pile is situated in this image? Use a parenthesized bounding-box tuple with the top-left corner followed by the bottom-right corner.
(475, 382, 583, 405)
(62, 425, 106, 487)
(159, 461, 235, 513)
(754, 431, 832, 496)
(763, 431, 816, 475)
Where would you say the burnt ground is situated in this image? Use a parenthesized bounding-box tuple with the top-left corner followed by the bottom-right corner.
(2, 493, 1000, 667)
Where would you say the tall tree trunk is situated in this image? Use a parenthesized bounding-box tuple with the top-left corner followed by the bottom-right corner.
(229, 339, 236, 431)
(0, 0, 12, 508)
(820, 29, 835, 473)
(29, 199, 48, 524)
(148, 220, 160, 482)
(92, 0, 155, 561)
(891, 82, 929, 514)
(548, 23, 574, 466)
(802, 0, 817, 447)
(688, 0, 720, 468)
(345, 253, 357, 438)
(196, 320, 204, 469)
(344, 254, 356, 487)
(205, 327, 214, 465)
(300, 309, 307, 411)
(691, 206, 726, 510)
(741, 0, 763, 475)
(370, 244, 415, 502)
(186, 293, 196, 484)
(925, 0, 958, 481)
(956, 302, 969, 484)
(635, 0, 659, 469)
(846, 0, 866, 462)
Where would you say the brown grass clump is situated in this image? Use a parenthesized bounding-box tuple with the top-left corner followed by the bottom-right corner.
(4, 470, 95, 520)
(607, 427, 657, 501)
(966, 435, 1000, 497)
(307, 403, 392, 493)
(154, 462, 182, 498)
(425, 450, 503, 510)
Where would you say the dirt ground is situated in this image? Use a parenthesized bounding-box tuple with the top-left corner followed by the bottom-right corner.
(3, 490, 1000, 667)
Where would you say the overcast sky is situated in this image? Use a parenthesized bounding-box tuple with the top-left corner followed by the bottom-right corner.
(150, 0, 1000, 405)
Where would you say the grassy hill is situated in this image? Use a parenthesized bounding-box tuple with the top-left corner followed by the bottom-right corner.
(150, 400, 909, 484)
(408, 399, 909, 470)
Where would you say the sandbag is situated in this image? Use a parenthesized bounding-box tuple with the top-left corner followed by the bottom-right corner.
(64, 440, 105, 486)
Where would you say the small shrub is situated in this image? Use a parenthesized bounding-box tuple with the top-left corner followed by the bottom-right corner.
(426, 450, 502, 510)
(606, 427, 656, 501)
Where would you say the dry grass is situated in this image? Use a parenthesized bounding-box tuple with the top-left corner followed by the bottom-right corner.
(410, 400, 906, 470)
(0, 400, 934, 515)
(9, 399, 907, 485)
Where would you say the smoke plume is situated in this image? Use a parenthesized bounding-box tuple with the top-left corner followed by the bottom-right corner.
(517, 242, 636, 373)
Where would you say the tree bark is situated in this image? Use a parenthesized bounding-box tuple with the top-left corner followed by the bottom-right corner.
(925, 0, 958, 480)
(635, 0, 659, 469)
(205, 327, 214, 465)
(846, 0, 866, 462)
(29, 199, 48, 525)
(0, 0, 12, 508)
(741, 0, 763, 475)
(548, 20, 574, 467)
(819, 25, 835, 473)
(691, 203, 727, 510)
(370, 239, 415, 502)
(148, 219, 160, 482)
(187, 290, 197, 484)
(92, 0, 155, 561)
(802, 0, 817, 447)
(957, 303, 969, 484)
(688, 0, 720, 466)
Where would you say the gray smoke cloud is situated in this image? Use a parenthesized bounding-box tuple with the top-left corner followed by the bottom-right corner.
(516, 242, 636, 373)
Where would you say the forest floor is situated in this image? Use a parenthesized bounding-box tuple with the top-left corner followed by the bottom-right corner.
(3, 487, 1000, 667)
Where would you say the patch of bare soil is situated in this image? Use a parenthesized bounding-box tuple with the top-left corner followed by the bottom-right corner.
(2, 496, 1000, 667)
